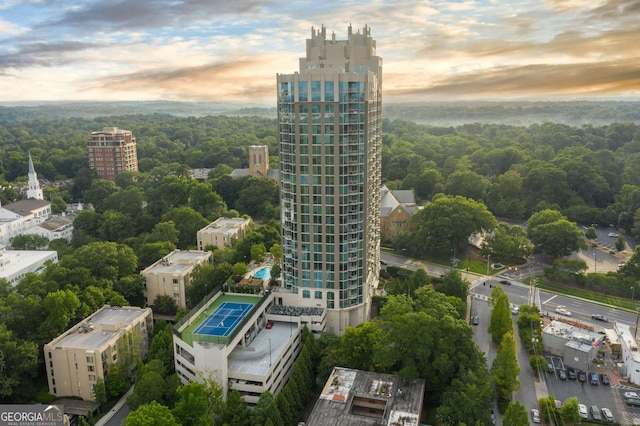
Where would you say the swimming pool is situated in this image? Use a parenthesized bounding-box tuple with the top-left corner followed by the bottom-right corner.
(253, 266, 271, 281)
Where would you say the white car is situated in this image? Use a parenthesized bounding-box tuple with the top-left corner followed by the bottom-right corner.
(555, 305, 572, 316)
(512, 306, 519, 315)
(531, 408, 540, 423)
(625, 391, 640, 399)
(578, 404, 588, 419)
(602, 407, 614, 422)
(609, 232, 620, 237)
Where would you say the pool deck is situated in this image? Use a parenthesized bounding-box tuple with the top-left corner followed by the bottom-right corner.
(181, 293, 261, 346)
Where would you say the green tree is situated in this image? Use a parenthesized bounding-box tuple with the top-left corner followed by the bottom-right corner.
(529, 355, 548, 376)
(406, 194, 496, 258)
(252, 391, 283, 426)
(217, 389, 251, 426)
(232, 262, 248, 277)
(114, 275, 146, 307)
(235, 177, 279, 219)
(270, 264, 282, 282)
(123, 401, 180, 426)
(10, 234, 49, 250)
(560, 396, 581, 424)
(127, 371, 167, 410)
(148, 321, 176, 374)
(481, 222, 532, 264)
(616, 235, 626, 251)
(433, 269, 469, 300)
(585, 226, 597, 240)
(38, 289, 81, 340)
(146, 221, 180, 245)
(503, 401, 529, 426)
(172, 382, 215, 426)
(0, 324, 39, 401)
(92, 377, 107, 404)
(187, 263, 233, 307)
(377, 287, 483, 403)
(250, 243, 267, 262)
(136, 241, 176, 270)
(444, 169, 489, 200)
(62, 241, 137, 283)
(188, 182, 226, 220)
(436, 367, 494, 425)
(100, 210, 135, 241)
(84, 179, 117, 211)
(106, 364, 129, 398)
(491, 332, 520, 404)
(339, 322, 383, 371)
(539, 395, 560, 423)
(527, 209, 585, 258)
(153, 295, 177, 315)
(269, 243, 282, 260)
(162, 207, 209, 249)
(488, 286, 513, 344)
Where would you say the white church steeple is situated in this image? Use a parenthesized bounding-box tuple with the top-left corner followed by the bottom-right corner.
(27, 152, 43, 200)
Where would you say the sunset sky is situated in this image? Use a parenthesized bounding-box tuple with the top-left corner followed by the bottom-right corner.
(1, 0, 639, 103)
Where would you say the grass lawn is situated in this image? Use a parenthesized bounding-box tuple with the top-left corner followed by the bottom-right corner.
(535, 279, 637, 311)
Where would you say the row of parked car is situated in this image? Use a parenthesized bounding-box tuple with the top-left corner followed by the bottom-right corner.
(552, 364, 610, 385)
(532, 402, 614, 423)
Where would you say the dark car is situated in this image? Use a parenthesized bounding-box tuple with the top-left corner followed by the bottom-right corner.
(567, 367, 577, 380)
(592, 314, 608, 322)
(380, 260, 388, 266)
(578, 370, 587, 382)
(589, 372, 599, 385)
(472, 315, 479, 325)
(558, 369, 567, 380)
(627, 398, 640, 407)
(600, 374, 610, 385)
(499, 280, 511, 285)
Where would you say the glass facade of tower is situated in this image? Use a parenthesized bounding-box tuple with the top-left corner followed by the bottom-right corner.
(277, 26, 381, 327)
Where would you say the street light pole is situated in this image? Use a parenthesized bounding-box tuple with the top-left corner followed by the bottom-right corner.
(593, 252, 597, 273)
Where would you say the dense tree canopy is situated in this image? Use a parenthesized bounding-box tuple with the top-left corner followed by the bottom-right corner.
(397, 194, 496, 258)
(527, 209, 585, 258)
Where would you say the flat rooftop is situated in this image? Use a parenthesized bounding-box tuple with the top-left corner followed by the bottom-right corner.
(228, 321, 296, 377)
(144, 250, 209, 274)
(200, 218, 250, 233)
(0, 250, 57, 279)
(307, 367, 425, 426)
(49, 306, 150, 350)
(180, 293, 262, 347)
(543, 320, 602, 344)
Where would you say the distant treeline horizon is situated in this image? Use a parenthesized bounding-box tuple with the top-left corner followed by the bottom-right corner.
(2, 100, 640, 126)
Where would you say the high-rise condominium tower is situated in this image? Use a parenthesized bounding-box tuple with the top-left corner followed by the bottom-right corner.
(277, 25, 382, 334)
(87, 127, 139, 180)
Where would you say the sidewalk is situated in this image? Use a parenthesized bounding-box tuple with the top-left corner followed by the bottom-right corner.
(95, 386, 133, 426)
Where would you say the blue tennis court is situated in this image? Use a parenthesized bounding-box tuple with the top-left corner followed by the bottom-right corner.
(193, 302, 254, 337)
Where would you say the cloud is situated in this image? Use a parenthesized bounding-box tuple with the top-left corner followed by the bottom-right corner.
(386, 58, 640, 100)
(40, 0, 269, 31)
(82, 55, 281, 101)
(0, 41, 101, 68)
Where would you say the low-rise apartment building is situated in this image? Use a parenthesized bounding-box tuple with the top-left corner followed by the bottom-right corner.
(197, 217, 252, 250)
(141, 250, 212, 309)
(44, 306, 153, 401)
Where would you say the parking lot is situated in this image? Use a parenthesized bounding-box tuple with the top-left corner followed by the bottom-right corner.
(545, 355, 640, 424)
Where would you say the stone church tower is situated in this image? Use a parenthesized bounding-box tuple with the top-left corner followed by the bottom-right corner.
(249, 145, 269, 177)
